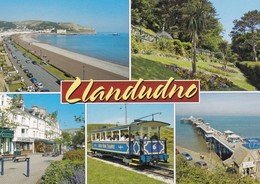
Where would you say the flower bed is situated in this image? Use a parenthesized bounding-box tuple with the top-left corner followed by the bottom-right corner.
(165, 64, 234, 90)
(209, 64, 237, 74)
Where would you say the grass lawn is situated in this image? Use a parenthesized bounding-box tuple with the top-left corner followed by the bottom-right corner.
(14, 43, 74, 80)
(88, 157, 166, 184)
(132, 54, 256, 91)
(8, 82, 25, 92)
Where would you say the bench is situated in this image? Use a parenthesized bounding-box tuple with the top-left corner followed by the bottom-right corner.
(13, 155, 29, 163)
(42, 152, 50, 157)
(2, 154, 15, 161)
(52, 152, 59, 157)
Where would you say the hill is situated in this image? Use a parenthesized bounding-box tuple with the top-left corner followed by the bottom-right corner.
(0, 20, 96, 34)
(0, 21, 17, 30)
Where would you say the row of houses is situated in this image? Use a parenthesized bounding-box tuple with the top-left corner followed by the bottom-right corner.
(0, 94, 62, 154)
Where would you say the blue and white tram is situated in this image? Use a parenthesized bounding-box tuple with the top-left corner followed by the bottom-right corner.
(90, 120, 170, 165)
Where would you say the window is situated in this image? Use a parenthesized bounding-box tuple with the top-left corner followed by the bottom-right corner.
(21, 129, 25, 134)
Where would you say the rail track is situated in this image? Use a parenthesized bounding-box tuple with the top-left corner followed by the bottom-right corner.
(87, 151, 174, 183)
(142, 166, 174, 180)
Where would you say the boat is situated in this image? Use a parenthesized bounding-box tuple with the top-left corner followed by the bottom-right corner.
(112, 32, 120, 36)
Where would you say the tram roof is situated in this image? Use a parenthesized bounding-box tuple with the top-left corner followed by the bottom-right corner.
(91, 120, 170, 133)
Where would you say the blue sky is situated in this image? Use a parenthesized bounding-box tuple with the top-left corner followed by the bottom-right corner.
(176, 93, 260, 116)
(0, 0, 129, 33)
(87, 104, 174, 127)
(210, 0, 260, 42)
(9, 94, 85, 129)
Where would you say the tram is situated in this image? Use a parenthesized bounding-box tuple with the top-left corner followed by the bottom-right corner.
(90, 119, 170, 166)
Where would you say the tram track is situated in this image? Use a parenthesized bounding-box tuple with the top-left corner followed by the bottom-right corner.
(87, 151, 174, 183)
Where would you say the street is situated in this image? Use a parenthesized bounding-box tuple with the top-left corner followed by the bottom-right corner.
(4, 38, 60, 92)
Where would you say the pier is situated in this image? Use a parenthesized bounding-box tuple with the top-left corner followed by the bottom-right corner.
(181, 116, 260, 178)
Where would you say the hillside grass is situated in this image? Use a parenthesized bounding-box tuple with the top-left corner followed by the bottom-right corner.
(87, 124, 173, 168)
(132, 54, 256, 91)
(88, 157, 165, 184)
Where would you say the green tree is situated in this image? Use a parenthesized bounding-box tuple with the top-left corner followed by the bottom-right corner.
(219, 40, 229, 69)
(231, 10, 260, 61)
(183, 0, 208, 75)
(0, 95, 21, 153)
(72, 126, 85, 149)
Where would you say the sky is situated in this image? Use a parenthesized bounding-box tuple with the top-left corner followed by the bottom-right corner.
(210, 0, 260, 42)
(87, 104, 174, 127)
(0, 0, 129, 33)
(9, 94, 85, 129)
(176, 93, 260, 116)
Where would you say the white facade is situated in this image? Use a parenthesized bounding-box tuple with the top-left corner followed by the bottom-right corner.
(56, 29, 67, 34)
(0, 94, 62, 154)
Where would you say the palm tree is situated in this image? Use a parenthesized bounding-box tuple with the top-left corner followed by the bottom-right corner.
(184, 0, 207, 76)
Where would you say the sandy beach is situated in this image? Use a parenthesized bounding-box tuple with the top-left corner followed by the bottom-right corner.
(13, 34, 129, 80)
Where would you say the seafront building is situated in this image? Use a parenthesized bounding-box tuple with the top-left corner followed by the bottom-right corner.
(0, 94, 61, 154)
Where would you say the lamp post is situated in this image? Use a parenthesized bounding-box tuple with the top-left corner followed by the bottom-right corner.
(83, 65, 85, 80)
(120, 104, 128, 124)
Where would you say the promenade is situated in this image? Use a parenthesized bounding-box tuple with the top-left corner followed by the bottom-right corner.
(14, 34, 129, 80)
(0, 153, 62, 184)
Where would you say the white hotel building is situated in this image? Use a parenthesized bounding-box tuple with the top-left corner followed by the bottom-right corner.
(0, 94, 62, 154)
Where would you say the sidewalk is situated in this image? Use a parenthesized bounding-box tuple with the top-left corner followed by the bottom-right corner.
(0, 153, 62, 184)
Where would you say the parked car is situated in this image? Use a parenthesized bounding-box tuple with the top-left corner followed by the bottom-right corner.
(27, 73, 33, 78)
(194, 160, 208, 169)
(35, 82, 43, 88)
(23, 69, 29, 73)
(25, 59, 30, 63)
(20, 64, 25, 69)
(30, 78, 38, 84)
(40, 89, 50, 92)
(32, 60, 37, 65)
(181, 152, 192, 161)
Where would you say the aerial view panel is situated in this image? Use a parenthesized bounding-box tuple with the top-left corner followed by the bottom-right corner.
(0, 0, 129, 92)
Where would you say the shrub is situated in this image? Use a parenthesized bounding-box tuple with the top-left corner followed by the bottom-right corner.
(214, 52, 223, 60)
(165, 64, 234, 90)
(41, 160, 84, 184)
(236, 61, 260, 90)
(131, 36, 141, 54)
(62, 149, 85, 161)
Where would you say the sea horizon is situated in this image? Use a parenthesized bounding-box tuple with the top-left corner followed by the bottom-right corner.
(33, 32, 129, 67)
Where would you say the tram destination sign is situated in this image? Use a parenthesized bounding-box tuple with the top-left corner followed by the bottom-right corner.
(61, 77, 200, 103)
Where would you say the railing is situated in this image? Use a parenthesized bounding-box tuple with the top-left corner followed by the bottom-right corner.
(131, 25, 159, 43)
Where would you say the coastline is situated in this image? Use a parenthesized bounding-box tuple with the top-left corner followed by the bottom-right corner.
(13, 33, 129, 80)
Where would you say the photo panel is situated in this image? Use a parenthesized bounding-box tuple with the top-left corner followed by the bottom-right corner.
(0, 93, 85, 183)
(175, 93, 260, 183)
(0, 0, 130, 93)
(86, 103, 174, 184)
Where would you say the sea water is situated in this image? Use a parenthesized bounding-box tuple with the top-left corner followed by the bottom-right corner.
(176, 115, 260, 152)
(34, 33, 129, 66)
